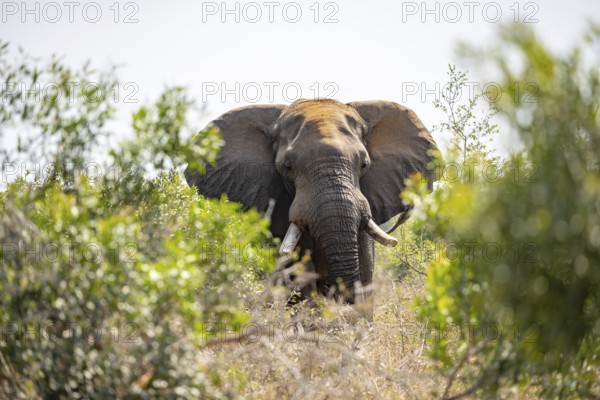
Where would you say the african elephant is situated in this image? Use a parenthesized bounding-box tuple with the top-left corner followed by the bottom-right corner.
(185, 99, 438, 316)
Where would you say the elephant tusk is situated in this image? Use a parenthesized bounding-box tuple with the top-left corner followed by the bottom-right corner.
(279, 223, 302, 257)
(263, 198, 276, 221)
(366, 219, 399, 247)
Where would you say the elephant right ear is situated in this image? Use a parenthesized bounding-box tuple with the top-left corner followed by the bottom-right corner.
(184, 104, 287, 212)
(349, 101, 440, 225)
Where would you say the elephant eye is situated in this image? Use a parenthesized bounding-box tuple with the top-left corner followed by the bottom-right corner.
(361, 161, 369, 172)
(284, 160, 293, 172)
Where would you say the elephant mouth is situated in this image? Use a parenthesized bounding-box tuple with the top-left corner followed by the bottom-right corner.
(278, 218, 397, 257)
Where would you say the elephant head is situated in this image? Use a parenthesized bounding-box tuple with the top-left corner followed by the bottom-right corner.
(185, 99, 438, 303)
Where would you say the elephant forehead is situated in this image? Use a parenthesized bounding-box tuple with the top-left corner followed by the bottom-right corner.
(285, 120, 365, 157)
(279, 107, 364, 142)
(283, 99, 359, 125)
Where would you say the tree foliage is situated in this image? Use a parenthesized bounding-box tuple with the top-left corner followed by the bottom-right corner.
(408, 24, 600, 398)
(0, 43, 274, 398)
(433, 64, 500, 165)
(110, 86, 223, 176)
(0, 40, 115, 174)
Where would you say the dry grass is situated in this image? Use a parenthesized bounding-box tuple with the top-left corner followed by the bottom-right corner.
(198, 245, 545, 400)
(199, 256, 454, 399)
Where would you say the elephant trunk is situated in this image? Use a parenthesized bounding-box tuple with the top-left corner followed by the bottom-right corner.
(288, 158, 375, 301)
(308, 191, 364, 300)
(316, 228, 361, 299)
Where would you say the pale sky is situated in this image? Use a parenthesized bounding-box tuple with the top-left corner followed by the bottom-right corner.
(1, 0, 599, 155)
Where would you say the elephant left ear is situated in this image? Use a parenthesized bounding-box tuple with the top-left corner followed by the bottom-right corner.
(348, 101, 440, 225)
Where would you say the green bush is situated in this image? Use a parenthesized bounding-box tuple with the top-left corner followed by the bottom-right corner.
(410, 24, 600, 398)
(0, 42, 275, 398)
